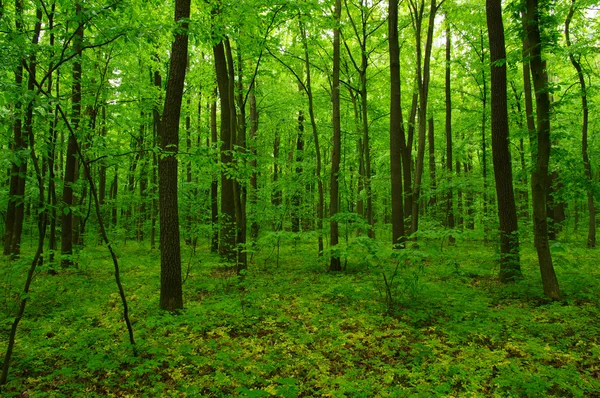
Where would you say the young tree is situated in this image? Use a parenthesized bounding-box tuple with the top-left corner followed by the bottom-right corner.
(524, 0, 560, 299)
(330, 0, 342, 271)
(565, 0, 595, 248)
(158, 0, 191, 311)
(445, 15, 455, 243)
(486, 0, 521, 282)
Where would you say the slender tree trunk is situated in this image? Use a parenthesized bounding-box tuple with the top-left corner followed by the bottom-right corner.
(565, 1, 595, 248)
(210, 88, 219, 252)
(61, 2, 83, 267)
(329, 0, 342, 272)
(299, 17, 324, 255)
(292, 105, 304, 233)
(233, 43, 247, 270)
(249, 86, 259, 240)
(410, 0, 437, 236)
(158, 0, 190, 311)
(445, 17, 455, 243)
(150, 69, 161, 250)
(110, 168, 118, 227)
(487, 0, 521, 282)
(427, 116, 436, 208)
(480, 31, 489, 241)
(213, 40, 237, 264)
(389, 0, 406, 248)
(525, 0, 560, 299)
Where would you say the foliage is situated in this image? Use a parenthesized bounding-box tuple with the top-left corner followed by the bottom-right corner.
(1, 239, 600, 396)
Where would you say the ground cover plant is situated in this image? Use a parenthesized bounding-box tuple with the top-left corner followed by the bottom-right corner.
(1, 231, 599, 397)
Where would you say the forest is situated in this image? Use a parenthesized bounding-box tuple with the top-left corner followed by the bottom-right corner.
(1, 0, 599, 395)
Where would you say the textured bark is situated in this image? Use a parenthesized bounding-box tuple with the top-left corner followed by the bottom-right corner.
(565, 1, 595, 248)
(158, 0, 190, 311)
(61, 2, 83, 267)
(487, 0, 521, 282)
(213, 41, 237, 264)
(525, 0, 560, 299)
(389, 0, 406, 247)
(329, 0, 342, 272)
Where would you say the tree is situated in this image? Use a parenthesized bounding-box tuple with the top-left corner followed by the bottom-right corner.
(158, 0, 191, 311)
(565, 0, 595, 248)
(389, 0, 405, 248)
(486, 0, 521, 282)
(524, 0, 560, 299)
(330, 0, 342, 272)
(444, 14, 455, 244)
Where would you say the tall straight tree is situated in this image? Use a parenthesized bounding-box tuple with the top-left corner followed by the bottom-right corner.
(524, 0, 560, 299)
(409, 0, 438, 236)
(158, 0, 190, 311)
(565, 0, 595, 248)
(486, 0, 521, 282)
(389, 0, 405, 248)
(61, 1, 83, 267)
(330, 0, 342, 272)
(213, 39, 237, 264)
(444, 15, 455, 244)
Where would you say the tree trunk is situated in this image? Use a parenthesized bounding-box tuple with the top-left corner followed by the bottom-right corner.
(210, 88, 219, 252)
(486, 0, 521, 282)
(445, 17, 455, 243)
(389, 0, 406, 248)
(213, 40, 237, 264)
(299, 17, 324, 255)
(427, 116, 436, 209)
(249, 86, 259, 240)
(410, 0, 437, 236)
(329, 0, 342, 272)
(158, 0, 190, 311)
(564, 1, 595, 248)
(524, 0, 560, 299)
(150, 69, 161, 250)
(61, 2, 83, 267)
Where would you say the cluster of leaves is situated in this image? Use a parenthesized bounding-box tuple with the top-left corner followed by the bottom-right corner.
(1, 235, 600, 396)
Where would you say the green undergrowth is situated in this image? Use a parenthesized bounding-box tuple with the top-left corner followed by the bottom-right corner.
(1, 235, 599, 397)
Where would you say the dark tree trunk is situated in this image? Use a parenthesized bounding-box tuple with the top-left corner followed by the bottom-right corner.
(480, 31, 489, 241)
(486, 0, 522, 282)
(524, 0, 560, 299)
(110, 169, 118, 227)
(565, 0, 595, 248)
(329, 0, 342, 272)
(61, 3, 83, 267)
(158, 0, 190, 311)
(213, 40, 237, 264)
(389, 0, 406, 248)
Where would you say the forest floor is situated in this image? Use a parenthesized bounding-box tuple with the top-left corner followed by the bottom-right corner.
(1, 231, 599, 397)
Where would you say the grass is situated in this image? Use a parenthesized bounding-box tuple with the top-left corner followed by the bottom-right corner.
(1, 231, 599, 397)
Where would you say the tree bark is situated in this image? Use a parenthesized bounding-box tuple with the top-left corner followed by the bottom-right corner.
(486, 0, 521, 282)
(329, 0, 342, 272)
(158, 0, 190, 311)
(524, 0, 560, 299)
(389, 0, 406, 247)
(61, 2, 83, 267)
(210, 88, 219, 252)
